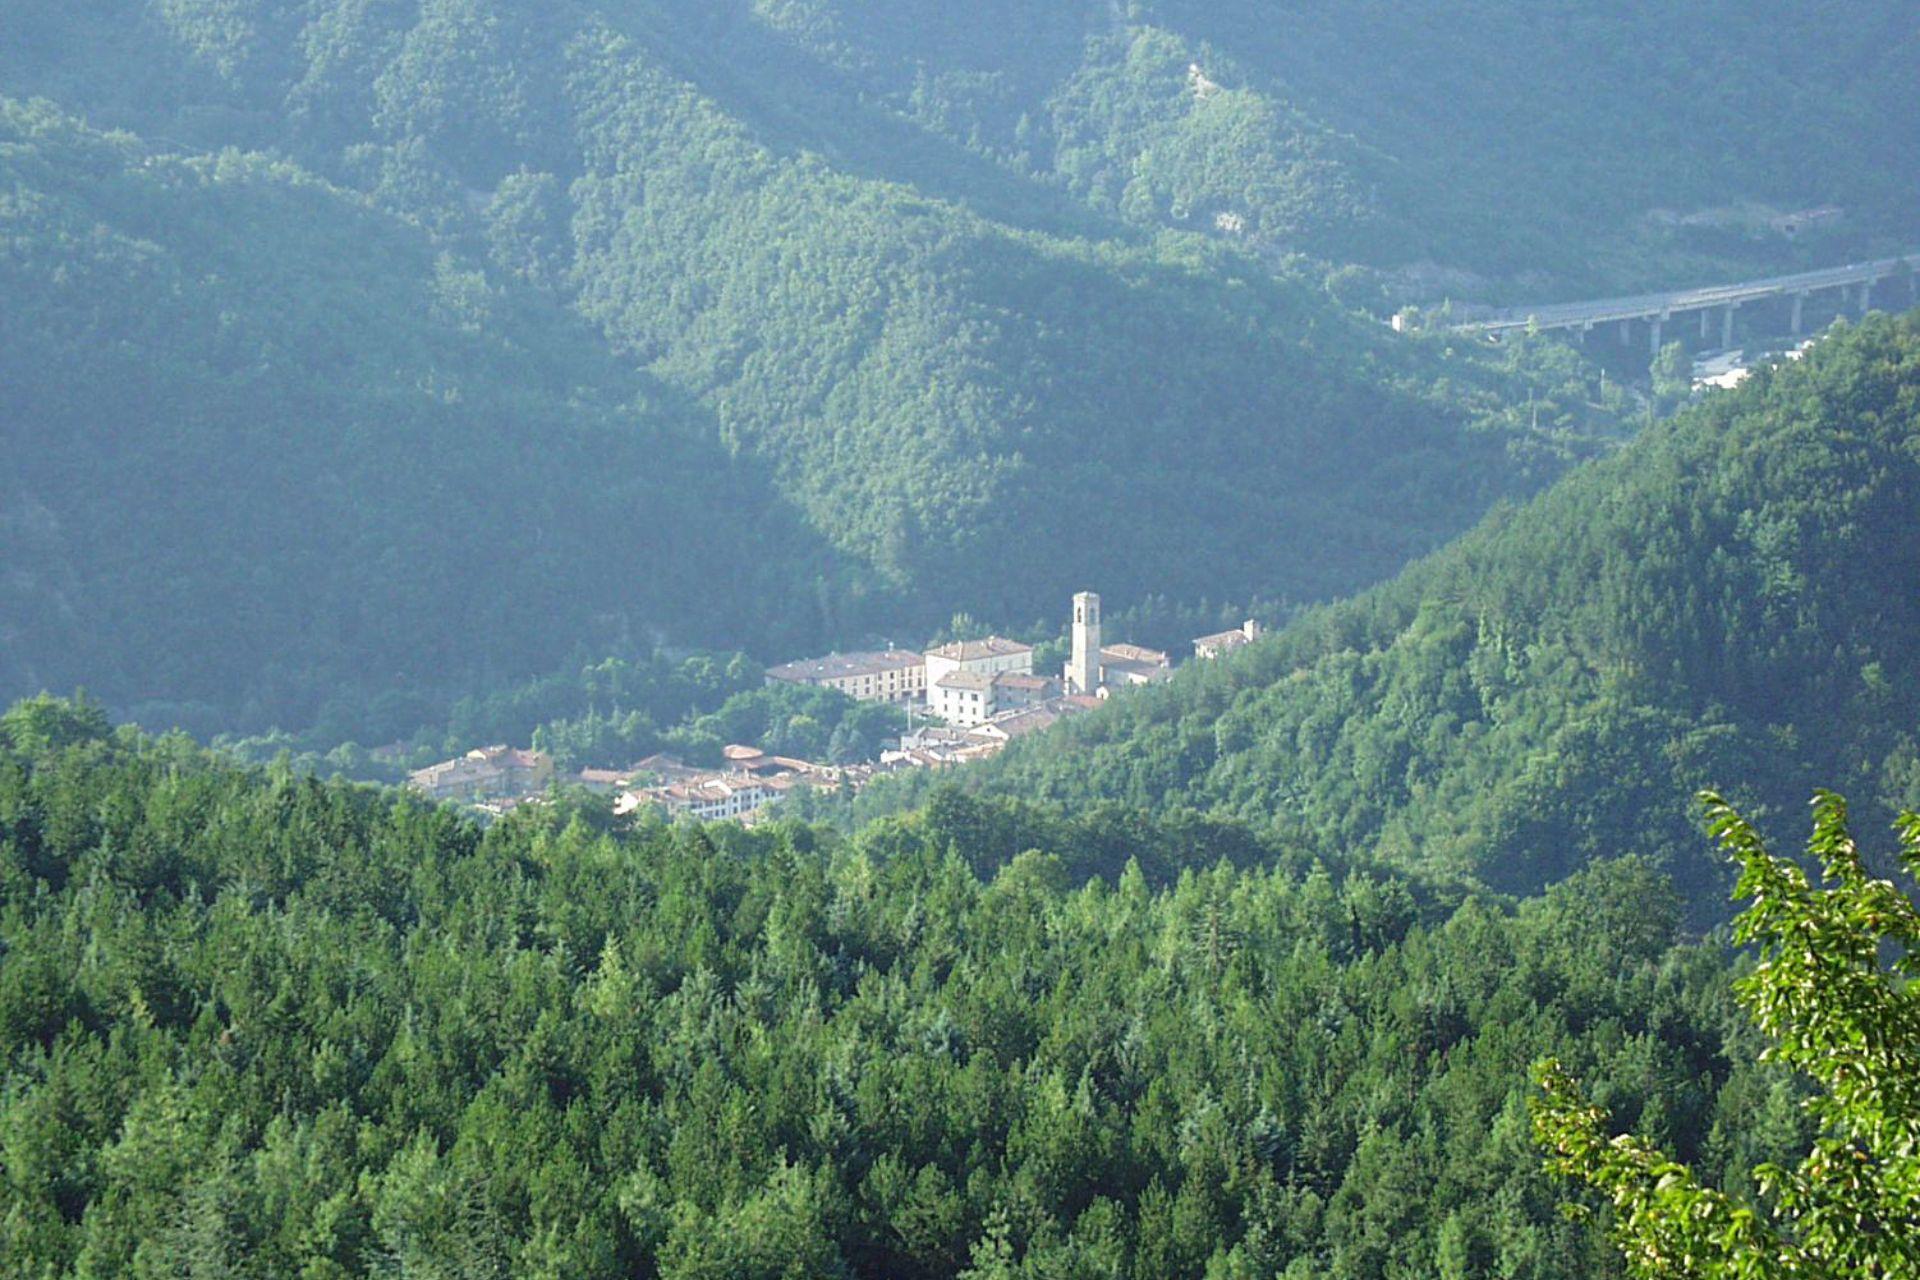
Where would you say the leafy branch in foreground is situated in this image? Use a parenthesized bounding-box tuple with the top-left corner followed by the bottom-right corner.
(1534, 790, 1920, 1279)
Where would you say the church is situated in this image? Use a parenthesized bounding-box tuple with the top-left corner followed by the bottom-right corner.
(1062, 591, 1172, 696)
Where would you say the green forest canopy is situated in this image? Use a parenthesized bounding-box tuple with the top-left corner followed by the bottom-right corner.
(0, 699, 1809, 1279)
(11, 0, 1915, 288)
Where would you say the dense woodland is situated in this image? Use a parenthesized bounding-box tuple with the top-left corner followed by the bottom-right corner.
(14, 0, 1914, 737)
(0, 699, 1813, 1279)
(881, 315, 1920, 912)
(12, 1, 1915, 287)
(5, 8, 1919, 1276)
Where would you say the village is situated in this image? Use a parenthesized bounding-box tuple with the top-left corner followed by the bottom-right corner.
(405, 592, 1263, 823)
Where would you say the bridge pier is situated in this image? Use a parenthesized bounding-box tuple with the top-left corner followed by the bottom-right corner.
(1700, 309, 1711, 339)
(1619, 319, 1631, 346)
(1650, 315, 1664, 356)
(1859, 279, 1872, 313)
(1791, 293, 1805, 335)
(1721, 304, 1736, 350)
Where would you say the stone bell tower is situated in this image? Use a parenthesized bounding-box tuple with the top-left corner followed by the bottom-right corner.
(1066, 591, 1101, 695)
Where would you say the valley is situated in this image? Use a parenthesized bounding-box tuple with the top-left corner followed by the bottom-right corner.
(3, 4, 1918, 1277)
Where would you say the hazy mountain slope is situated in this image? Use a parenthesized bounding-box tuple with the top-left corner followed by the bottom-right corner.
(8, 0, 1914, 292)
(923, 314, 1920, 908)
(0, 99, 832, 735)
(552, 29, 1558, 618)
(1129, 0, 1920, 285)
(0, 3, 1613, 734)
(697, 0, 1920, 290)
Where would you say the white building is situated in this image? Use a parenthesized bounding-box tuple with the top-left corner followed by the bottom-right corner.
(930, 670, 996, 727)
(923, 635, 1034, 725)
(615, 769, 802, 822)
(929, 667, 1059, 727)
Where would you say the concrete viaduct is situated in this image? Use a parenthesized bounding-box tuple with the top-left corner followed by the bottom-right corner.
(1443, 253, 1920, 353)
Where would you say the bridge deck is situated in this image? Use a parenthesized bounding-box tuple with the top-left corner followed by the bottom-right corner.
(1457, 253, 1920, 335)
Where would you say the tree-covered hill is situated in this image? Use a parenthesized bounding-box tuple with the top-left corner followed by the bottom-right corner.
(1, 2, 1624, 737)
(13, 0, 1914, 294)
(612, 0, 1920, 292)
(913, 314, 1920, 910)
(0, 98, 835, 736)
(0, 698, 1803, 1278)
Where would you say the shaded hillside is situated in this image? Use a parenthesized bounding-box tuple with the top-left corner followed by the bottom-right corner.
(920, 314, 1920, 908)
(0, 699, 1799, 1278)
(0, 99, 832, 737)
(656, 0, 1920, 291)
(0, 4, 1618, 735)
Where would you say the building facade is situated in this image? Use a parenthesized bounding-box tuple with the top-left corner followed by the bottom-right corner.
(1099, 642, 1172, 688)
(930, 670, 996, 726)
(408, 746, 555, 802)
(765, 649, 927, 703)
(1193, 620, 1263, 660)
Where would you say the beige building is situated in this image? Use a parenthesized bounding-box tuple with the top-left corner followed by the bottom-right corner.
(613, 746, 839, 823)
(765, 649, 927, 703)
(991, 672, 1056, 712)
(409, 746, 554, 802)
(1193, 620, 1263, 661)
(1099, 642, 1172, 688)
(575, 766, 644, 794)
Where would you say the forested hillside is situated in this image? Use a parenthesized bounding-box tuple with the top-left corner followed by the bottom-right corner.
(0, 99, 830, 736)
(15, 1, 1914, 292)
(740, 0, 1920, 289)
(0, 698, 1806, 1278)
(1, 2, 1627, 737)
(914, 314, 1920, 910)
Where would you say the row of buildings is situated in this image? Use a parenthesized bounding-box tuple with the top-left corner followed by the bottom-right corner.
(409, 746, 707, 803)
(610, 746, 839, 823)
(767, 592, 1263, 728)
(408, 745, 556, 802)
(408, 592, 1270, 824)
(881, 698, 1100, 769)
(407, 740, 851, 825)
